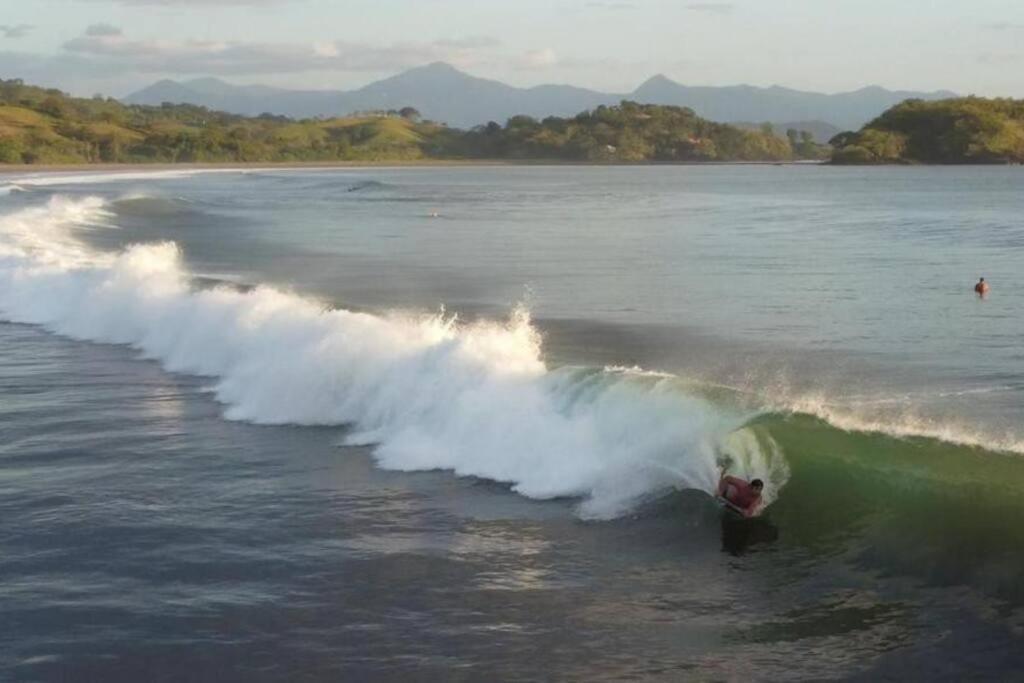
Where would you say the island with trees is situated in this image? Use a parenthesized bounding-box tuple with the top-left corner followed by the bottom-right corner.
(0, 78, 828, 165)
(830, 97, 1024, 164)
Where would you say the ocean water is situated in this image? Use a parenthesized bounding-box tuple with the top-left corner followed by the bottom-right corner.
(1, 165, 1023, 681)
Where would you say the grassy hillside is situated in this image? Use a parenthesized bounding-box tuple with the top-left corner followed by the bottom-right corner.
(0, 79, 442, 164)
(831, 97, 1024, 164)
(0, 78, 825, 165)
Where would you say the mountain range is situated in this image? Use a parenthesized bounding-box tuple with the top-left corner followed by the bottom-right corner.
(124, 62, 956, 139)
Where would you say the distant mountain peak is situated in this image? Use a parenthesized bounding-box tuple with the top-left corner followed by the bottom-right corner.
(369, 61, 480, 89)
(123, 63, 958, 132)
(848, 85, 888, 95)
(394, 61, 468, 80)
(126, 79, 203, 102)
(185, 77, 232, 88)
(638, 74, 677, 89)
(420, 61, 462, 73)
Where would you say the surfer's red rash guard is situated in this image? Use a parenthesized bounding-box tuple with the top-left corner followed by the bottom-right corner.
(722, 476, 761, 511)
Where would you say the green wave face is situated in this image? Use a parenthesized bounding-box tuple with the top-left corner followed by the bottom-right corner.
(758, 413, 1024, 604)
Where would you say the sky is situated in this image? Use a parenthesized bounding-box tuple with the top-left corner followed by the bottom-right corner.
(1, 0, 1023, 97)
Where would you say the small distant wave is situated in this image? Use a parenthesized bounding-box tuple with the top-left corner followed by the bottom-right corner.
(5, 169, 225, 188)
(0, 194, 787, 519)
(0, 184, 26, 196)
(603, 365, 675, 379)
(238, 174, 391, 194)
(108, 194, 196, 217)
(346, 180, 386, 192)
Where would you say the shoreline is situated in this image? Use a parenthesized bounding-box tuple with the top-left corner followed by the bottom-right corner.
(5, 161, 1022, 175)
(0, 159, 827, 175)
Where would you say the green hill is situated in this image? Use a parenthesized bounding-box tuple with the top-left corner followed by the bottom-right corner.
(0, 79, 440, 164)
(452, 102, 826, 162)
(0, 78, 825, 165)
(831, 97, 1024, 164)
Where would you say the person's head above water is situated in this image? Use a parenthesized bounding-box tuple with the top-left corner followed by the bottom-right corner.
(751, 479, 764, 492)
(979, 277, 985, 282)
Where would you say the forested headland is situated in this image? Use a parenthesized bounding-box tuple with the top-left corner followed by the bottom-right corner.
(830, 97, 1024, 164)
(0, 78, 827, 165)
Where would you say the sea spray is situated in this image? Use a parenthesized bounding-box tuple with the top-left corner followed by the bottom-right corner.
(0, 194, 780, 518)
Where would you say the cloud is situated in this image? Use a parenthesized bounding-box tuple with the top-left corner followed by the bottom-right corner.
(58, 27, 505, 75)
(685, 2, 734, 14)
(585, 1, 638, 9)
(587, 1, 733, 13)
(76, 0, 289, 4)
(0, 24, 33, 39)
(983, 22, 1024, 31)
(978, 52, 1022, 64)
(11, 27, 587, 89)
(311, 41, 339, 58)
(516, 48, 559, 69)
(85, 23, 124, 37)
(434, 36, 502, 50)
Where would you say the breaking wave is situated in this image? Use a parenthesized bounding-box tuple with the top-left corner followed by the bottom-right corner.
(0, 195, 787, 519)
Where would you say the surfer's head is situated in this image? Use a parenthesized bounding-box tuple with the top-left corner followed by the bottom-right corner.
(751, 479, 764, 493)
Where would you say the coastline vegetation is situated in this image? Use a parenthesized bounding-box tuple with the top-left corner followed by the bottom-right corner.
(451, 103, 824, 161)
(0, 78, 827, 165)
(831, 97, 1024, 164)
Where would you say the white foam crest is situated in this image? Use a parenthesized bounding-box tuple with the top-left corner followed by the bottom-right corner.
(0, 195, 786, 519)
(603, 365, 675, 379)
(684, 371, 1024, 456)
(0, 195, 114, 267)
(717, 427, 789, 507)
(782, 394, 1024, 455)
(5, 166, 340, 190)
(6, 168, 242, 188)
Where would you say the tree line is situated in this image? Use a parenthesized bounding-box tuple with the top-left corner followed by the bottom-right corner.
(447, 103, 826, 161)
(0, 77, 831, 165)
(830, 97, 1024, 164)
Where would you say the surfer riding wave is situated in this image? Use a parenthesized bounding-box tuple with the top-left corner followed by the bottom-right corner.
(717, 466, 764, 518)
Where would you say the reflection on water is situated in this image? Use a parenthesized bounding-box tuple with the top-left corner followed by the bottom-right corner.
(720, 514, 780, 556)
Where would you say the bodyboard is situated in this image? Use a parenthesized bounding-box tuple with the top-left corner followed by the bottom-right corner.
(716, 495, 750, 518)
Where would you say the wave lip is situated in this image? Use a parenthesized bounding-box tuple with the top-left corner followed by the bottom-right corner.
(690, 372, 1024, 457)
(0, 193, 787, 519)
(781, 394, 1024, 455)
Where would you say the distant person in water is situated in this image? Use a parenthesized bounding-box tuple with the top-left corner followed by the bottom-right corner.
(975, 278, 990, 296)
(717, 472, 764, 518)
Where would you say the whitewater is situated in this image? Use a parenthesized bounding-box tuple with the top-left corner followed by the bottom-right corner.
(0, 193, 789, 518)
